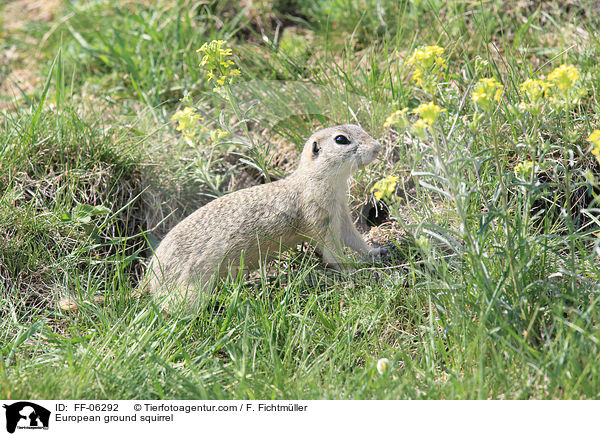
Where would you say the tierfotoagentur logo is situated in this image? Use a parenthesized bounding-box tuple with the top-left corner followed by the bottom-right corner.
(2, 402, 50, 434)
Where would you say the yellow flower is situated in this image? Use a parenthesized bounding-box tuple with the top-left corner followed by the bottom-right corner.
(407, 45, 445, 69)
(171, 106, 232, 146)
(171, 107, 202, 135)
(514, 160, 535, 180)
(383, 108, 409, 128)
(210, 128, 229, 142)
(197, 40, 241, 92)
(198, 40, 231, 58)
(411, 68, 423, 87)
(546, 64, 584, 108)
(406, 45, 446, 94)
(471, 89, 485, 102)
(371, 175, 399, 202)
(589, 130, 600, 160)
(412, 118, 429, 137)
(170, 106, 206, 145)
(547, 64, 580, 90)
(518, 78, 553, 114)
(472, 77, 503, 112)
(413, 101, 446, 126)
(520, 79, 553, 102)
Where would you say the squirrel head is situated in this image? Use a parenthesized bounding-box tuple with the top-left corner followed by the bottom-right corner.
(298, 124, 381, 181)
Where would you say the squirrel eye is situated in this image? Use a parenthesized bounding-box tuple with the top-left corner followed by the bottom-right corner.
(334, 135, 351, 145)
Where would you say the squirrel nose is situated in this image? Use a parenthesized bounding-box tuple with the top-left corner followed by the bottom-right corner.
(372, 141, 382, 154)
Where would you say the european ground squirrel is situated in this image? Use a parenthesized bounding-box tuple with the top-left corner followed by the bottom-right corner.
(148, 124, 384, 311)
(58, 124, 383, 312)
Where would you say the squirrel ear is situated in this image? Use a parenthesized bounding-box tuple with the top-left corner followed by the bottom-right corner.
(312, 141, 320, 156)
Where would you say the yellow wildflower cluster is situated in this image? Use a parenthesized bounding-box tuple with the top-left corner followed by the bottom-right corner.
(547, 64, 580, 91)
(209, 128, 229, 142)
(413, 101, 446, 126)
(406, 45, 447, 95)
(518, 79, 553, 114)
(407, 45, 445, 68)
(547, 64, 584, 108)
(171, 107, 202, 142)
(383, 108, 409, 128)
(468, 64, 583, 118)
(383, 102, 445, 137)
(514, 160, 536, 180)
(517, 64, 583, 112)
(197, 40, 242, 93)
(472, 77, 503, 112)
(171, 106, 229, 146)
(413, 101, 446, 137)
(589, 130, 600, 163)
(412, 118, 430, 137)
(371, 175, 399, 202)
(383, 102, 446, 137)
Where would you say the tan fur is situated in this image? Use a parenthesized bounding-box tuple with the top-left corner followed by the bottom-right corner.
(58, 124, 382, 312)
(147, 124, 382, 311)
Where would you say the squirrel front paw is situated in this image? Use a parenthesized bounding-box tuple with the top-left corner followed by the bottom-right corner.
(368, 245, 388, 261)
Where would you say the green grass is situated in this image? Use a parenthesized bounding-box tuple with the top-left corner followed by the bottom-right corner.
(1, 0, 600, 399)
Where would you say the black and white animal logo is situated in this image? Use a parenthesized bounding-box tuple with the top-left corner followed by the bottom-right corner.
(2, 402, 50, 433)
